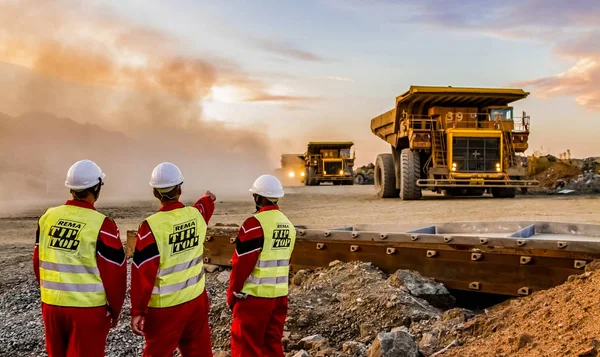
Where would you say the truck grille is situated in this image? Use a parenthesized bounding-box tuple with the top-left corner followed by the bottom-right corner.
(323, 160, 343, 175)
(452, 137, 500, 172)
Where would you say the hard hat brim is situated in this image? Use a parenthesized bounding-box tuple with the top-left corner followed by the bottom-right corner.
(150, 180, 184, 189)
(65, 172, 106, 190)
(249, 188, 284, 199)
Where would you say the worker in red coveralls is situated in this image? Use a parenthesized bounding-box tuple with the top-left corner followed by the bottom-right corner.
(227, 174, 297, 357)
(131, 162, 215, 357)
(34, 159, 127, 357)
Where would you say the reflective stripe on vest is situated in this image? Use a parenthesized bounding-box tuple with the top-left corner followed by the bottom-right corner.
(146, 206, 207, 308)
(38, 205, 107, 307)
(241, 210, 296, 298)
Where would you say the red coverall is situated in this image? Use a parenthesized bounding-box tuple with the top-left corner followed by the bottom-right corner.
(131, 196, 214, 357)
(227, 204, 289, 357)
(33, 200, 127, 357)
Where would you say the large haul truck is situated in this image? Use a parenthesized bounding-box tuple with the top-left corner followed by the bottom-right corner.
(370, 86, 539, 200)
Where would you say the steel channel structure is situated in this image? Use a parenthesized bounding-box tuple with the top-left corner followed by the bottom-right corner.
(127, 221, 600, 297)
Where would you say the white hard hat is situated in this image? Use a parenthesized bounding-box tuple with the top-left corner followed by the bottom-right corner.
(65, 160, 106, 190)
(249, 174, 284, 199)
(149, 162, 184, 189)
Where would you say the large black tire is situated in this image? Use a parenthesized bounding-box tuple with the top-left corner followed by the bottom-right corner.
(375, 153, 399, 198)
(400, 148, 422, 200)
(492, 188, 516, 198)
(304, 167, 309, 186)
(308, 166, 318, 186)
(355, 174, 365, 185)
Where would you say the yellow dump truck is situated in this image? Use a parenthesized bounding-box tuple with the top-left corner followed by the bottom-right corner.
(304, 142, 355, 186)
(280, 154, 306, 183)
(371, 86, 539, 199)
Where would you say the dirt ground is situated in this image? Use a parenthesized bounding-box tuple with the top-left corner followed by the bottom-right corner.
(1, 185, 600, 356)
(2, 185, 598, 294)
(2, 185, 600, 244)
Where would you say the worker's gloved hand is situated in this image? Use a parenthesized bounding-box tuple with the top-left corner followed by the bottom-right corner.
(131, 315, 145, 336)
(205, 190, 216, 202)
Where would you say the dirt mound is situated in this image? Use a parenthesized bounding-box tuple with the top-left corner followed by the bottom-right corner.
(534, 161, 581, 188)
(285, 261, 445, 351)
(205, 261, 450, 355)
(439, 264, 600, 357)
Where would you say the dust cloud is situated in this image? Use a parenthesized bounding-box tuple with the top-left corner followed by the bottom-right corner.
(0, 0, 277, 209)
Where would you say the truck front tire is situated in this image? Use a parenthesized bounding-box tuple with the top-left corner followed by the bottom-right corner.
(308, 166, 318, 186)
(375, 153, 399, 198)
(400, 149, 422, 200)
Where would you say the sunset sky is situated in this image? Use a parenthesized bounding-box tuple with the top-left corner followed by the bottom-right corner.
(1, 0, 599, 166)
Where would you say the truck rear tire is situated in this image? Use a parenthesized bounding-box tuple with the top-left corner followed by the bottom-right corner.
(400, 149, 422, 200)
(308, 166, 318, 186)
(492, 188, 516, 198)
(375, 153, 399, 198)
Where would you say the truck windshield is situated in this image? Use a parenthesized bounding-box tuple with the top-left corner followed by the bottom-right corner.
(491, 109, 513, 121)
(340, 149, 351, 158)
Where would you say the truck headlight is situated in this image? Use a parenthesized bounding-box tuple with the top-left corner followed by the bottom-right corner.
(496, 163, 501, 172)
(452, 162, 457, 172)
(339, 170, 344, 175)
(288, 172, 295, 178)
(301, 171, 305, 177)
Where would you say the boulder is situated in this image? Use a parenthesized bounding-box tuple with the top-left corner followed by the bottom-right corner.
(387, 270, 455, 309)
(204, 264, 219, 273)
(300, 335, 328, 350)
(367, 331, 418, 357)
(443, 308, 474, 323)
(343, 341, 367, 356)
(216, 271, 230, 284)
(292, 269, 312, 286)
(418, 332, 439, 357)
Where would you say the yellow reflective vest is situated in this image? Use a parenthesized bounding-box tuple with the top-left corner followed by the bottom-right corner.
(146, 206, 207, 308)
(241, 210, 296, 298)
(38, 205, 107, 307)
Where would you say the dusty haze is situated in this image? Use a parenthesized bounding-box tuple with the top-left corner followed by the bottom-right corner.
(0, 0, 282, 209)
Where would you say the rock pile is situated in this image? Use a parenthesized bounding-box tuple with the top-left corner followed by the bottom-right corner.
(531, 155, 600, 194)
(1, 252, 466, 357)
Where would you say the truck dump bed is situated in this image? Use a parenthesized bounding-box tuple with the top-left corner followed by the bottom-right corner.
(371, 86, 530, 147)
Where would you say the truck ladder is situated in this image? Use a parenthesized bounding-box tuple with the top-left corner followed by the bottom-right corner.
(431, 119, 447, 167)
(503, 131, 515, 169)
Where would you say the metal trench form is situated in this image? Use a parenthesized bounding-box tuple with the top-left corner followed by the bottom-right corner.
(126, 221, 600, 297)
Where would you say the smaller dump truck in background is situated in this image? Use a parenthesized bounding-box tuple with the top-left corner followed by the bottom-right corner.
(304, 142, 355, 186)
